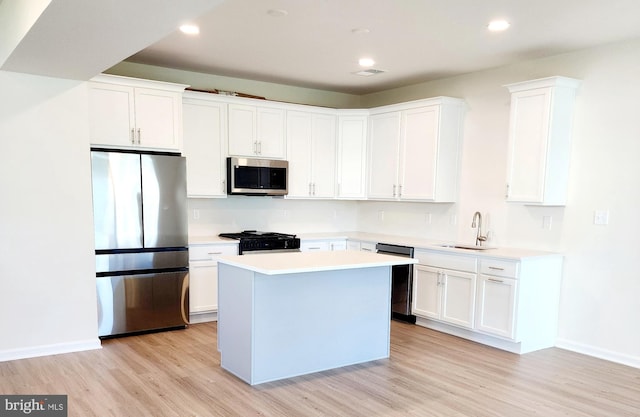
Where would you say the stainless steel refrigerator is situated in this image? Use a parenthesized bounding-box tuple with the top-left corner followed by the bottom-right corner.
(91, 149, 189, 337)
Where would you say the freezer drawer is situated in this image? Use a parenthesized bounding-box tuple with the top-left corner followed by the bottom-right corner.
(97, 271, 189, 337)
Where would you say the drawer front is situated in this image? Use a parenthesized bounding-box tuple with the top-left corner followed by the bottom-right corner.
(415, 250, 477, 273)
(189, 244, 237, 262)
(480, 259, 519, 278)
(360, 242, 376, 252)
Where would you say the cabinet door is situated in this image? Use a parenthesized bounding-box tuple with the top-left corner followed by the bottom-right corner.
(286, 111, 313, 197)
(310, 114, 336, 198)
(440, 269, 477, 329)
(189, 263, 218, 313)
(228, 104, 257, 156)
(329, 240, 347, 251)
(256, 107, 285, 158)
(506, 88, 552, 203)
(368, 112, 401, 199)
(300, 241, 330, 251)
(475, 274, 517, 339)
(337, 114, 367, 198)
(183, 99, 227, 197)
(399, 105, 439, 200)
(412, 265, 440, 319)
(89, 83, 136, 147)
(134, 88, 182, 150)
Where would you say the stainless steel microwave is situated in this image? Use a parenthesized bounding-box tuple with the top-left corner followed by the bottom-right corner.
(226, 157, 288, 196)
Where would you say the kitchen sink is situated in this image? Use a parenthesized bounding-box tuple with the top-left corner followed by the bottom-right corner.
(437, 244, 495, 251)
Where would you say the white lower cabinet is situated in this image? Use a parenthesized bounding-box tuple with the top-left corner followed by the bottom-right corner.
(413, 249, 562, 354)
(189, 243, 237, 323)
(475, 274, 517, 339)
(346, 240, 376, 252)
(300, 239, 346, 252)
(413, 253, 477, 329)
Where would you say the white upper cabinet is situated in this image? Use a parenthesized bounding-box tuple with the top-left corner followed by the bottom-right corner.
(182, 92, 227, 198)
(505, 76, 581, 205)
(367, 97, 465, 202)
(228, 102, 286, 159)
(287, 110, 337, 198)
(336, 111, 368, 199)
(89, 74, 187, 152)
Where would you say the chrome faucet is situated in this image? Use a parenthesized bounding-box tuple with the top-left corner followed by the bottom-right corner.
(472, 211, 487, 246)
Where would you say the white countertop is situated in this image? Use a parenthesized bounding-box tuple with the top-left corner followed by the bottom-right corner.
(190, 231, 559, 260)
(217, 250, 417, 275)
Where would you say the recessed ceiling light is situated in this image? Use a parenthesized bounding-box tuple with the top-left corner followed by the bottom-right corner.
(359, 58, 375, 67)
(267, 9, 288, 17)
(488, 19, 510, 32)
(179, 24, 200, 35)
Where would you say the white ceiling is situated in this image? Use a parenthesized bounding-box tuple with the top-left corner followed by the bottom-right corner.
(2, 1, 640, 94)
(0, 0, 224, 80)
(127, 0, 640, 94)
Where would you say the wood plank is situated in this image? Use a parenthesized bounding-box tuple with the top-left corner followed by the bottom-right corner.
(0, 322, 638, 416)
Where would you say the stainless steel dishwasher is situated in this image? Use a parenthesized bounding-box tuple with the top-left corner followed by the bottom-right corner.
(376, 243, 416, 324)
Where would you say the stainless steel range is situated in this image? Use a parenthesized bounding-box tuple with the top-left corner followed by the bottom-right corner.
(218, 230, 301, 254)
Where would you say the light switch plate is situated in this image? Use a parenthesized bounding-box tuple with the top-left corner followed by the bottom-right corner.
(594, 210, 609, 225)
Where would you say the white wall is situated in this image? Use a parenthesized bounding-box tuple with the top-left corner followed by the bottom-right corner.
(188, 197, 358, 237)
(0, 71, 99, 360)
(107, 61, 364, 109)
(357, 39, 640, 366)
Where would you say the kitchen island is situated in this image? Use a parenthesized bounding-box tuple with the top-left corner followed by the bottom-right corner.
(216, 250, 417, 385)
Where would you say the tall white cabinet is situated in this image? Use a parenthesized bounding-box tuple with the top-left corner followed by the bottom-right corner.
(286, 110, 337, 198)
(505, 76, 581, 205)
(88, 74, 187, 152)
(336, 110, 368, 199)
(367, 97, 465, 202)
(182, 92, 227, 198)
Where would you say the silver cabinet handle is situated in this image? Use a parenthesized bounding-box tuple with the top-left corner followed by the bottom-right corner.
(130, 128, 135, 144)
(253, 141, 258, 154)
(488, 278, 504, 283)
(362, 248, 373, 252)
(137, 128, 141, 144)
(393, 184, 397, 197)
(488, 266, 505, 271)
(312, 183, 316, 195)
(207, 252, 223, 255)
(257, 141, 262, 154)
(398, 184, 402, 197)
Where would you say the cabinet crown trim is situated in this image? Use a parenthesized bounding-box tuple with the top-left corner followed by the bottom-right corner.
(504, 76, 581, 93)
(91, 74, 189, 92)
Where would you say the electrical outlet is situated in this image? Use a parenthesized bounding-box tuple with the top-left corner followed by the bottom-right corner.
(425, 213, 432, 224)
(542, 216, 552, 230)
(450, 214, 457, 225)
(378, 211, 385, 221)
(594, 210, 609, 225)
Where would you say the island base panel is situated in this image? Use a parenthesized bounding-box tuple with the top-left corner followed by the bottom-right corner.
(218, 263, 392, 385)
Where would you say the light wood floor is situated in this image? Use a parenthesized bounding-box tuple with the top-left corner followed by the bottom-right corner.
(1, 321, 638, 416)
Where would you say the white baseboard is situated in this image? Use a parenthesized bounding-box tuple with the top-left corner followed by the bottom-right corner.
(555, 338, 640, 369)
(0, 338, 102, 362)
(189, 310, 217, 324)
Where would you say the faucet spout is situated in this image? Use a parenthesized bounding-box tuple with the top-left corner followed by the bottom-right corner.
(471, 211, 487, 246)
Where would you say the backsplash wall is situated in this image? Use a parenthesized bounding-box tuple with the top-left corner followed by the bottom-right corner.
(187, 197, 359, 237)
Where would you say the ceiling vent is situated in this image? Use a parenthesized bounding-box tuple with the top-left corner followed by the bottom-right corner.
(352, 68, 386, 77)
